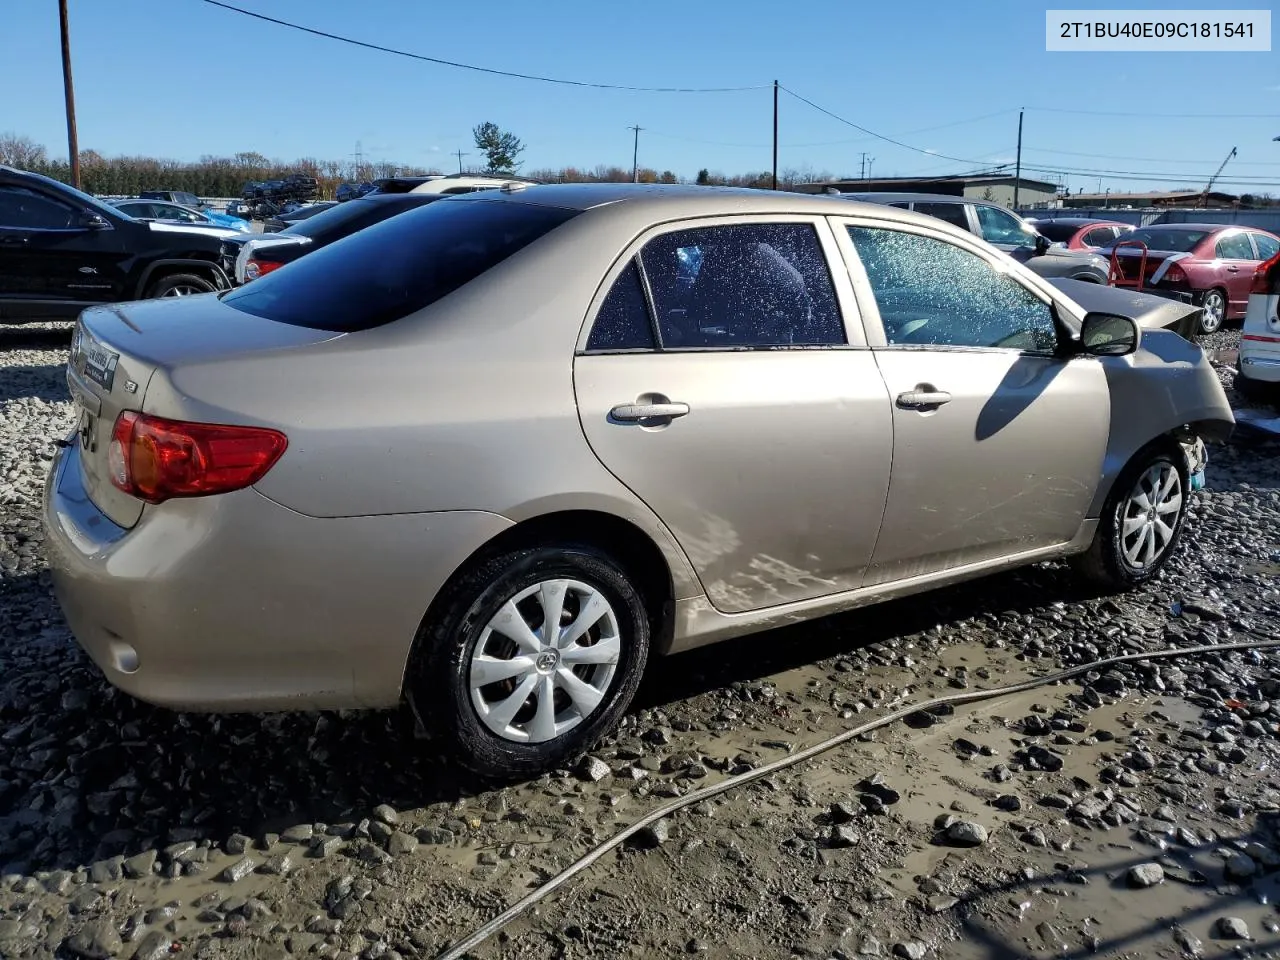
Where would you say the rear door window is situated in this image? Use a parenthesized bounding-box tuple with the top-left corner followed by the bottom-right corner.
(1216, 232, 1255, 260)
(975, 204, 1033, 246)
(222, 198, 579, 332)
(639, 222, 845, 348)
(912, 202, 970, 231)
(1083, 227, 1117, 247)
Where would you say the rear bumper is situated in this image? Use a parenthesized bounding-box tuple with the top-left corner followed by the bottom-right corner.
(42, 440, 512, 712)
(1240, 351, 1280, 384)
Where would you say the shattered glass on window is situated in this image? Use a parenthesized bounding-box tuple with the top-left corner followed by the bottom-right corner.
(587, 260, 656, 351)
(848, 226, 1057, 353)
(641, 223, 845, 348)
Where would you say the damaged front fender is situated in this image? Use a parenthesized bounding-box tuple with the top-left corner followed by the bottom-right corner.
(1087, 327, 1234, 517)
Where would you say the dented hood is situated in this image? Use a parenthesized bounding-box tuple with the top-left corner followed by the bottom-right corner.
(1048, 277, 1200, 331)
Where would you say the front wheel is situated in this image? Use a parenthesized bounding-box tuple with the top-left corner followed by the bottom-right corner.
(409, 545, 650, 781)
(1197, 288, 1227, 335)
(145, 273, 216, 299)
(1074, 444, 1190, 590)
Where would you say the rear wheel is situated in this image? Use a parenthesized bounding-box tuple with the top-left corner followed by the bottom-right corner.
(145, 273, 215, 299)
(1197, 288, 1227, 334)
(409, 544, 650, 781)
(1075, 444, 1189, 591)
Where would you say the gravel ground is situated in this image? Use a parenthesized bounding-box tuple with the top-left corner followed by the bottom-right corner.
(2, 322, 1280, 960)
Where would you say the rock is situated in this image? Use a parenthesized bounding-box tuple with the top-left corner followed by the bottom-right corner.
(281, 824, 314, 844)
(89, 857, 123, 883)
(858, 935, 883, 955)
(944, 820, 988, 846)
(372, 804, 399, 826)
(992, 794, 1021, 811)
(633, 819, 670, 848)
(893, 943, 926, 959)
(1072, 797, 1108, 820)
(1022, 828, 1048, 847)
(122, 850, 156, 879)
(578, 756, 611, 782)
(1214, 917, 1250, 940)
(259, 852, 294, 876)
(1224, 853, 1257, 881)
(310, 835, 343, 858)
(827, 825, 860, 848)
(224, 833, 252, 855)
(1172, 925, 1203, 957)
(67, 920, 124, 959)
(387, 832, 419, 857)
(1127, 863, 1164, 888)
(0, 920, 39, 941)
(220, 858, 257, 883)
(130, 931, 172, 960)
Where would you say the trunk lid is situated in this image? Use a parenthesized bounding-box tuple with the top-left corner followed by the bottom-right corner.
(68, 295, 341, 528)
(1108, 247, 1173, 284)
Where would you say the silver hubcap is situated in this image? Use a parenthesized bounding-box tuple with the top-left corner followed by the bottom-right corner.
(1201, 293, 1224, 331)
(469, 579, 622, 744)
(161, 284, 203, 298)
(1120, 463, 1183, 570)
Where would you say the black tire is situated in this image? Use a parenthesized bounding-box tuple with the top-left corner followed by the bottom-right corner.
(1074, 442, 1190, 591)
(1196, 288, 1228, 335)
(145, 272, 215, 299)
(408, 544, 650, 781)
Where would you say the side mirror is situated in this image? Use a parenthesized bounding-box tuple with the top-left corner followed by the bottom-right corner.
(1033, 233, 1051, 256)
(1080, 312, 1139, 357)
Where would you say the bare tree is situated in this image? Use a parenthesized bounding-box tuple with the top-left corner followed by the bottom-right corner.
(0, 132, 47, 168)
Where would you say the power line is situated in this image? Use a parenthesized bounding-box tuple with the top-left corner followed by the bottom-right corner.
(198, 0, 766, 93)
(645, 109, 1019, 151)
(778, 85, 994, 165)
(1021, 145, 1280, 166)
(1026, 105, 1279, 120)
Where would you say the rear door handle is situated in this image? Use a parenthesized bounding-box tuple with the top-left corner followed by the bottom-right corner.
(1227, 265, 1240, 272)
(0, 236, 29, 245)
(896, 390, 952, 410)
(610, 401, 690, 422)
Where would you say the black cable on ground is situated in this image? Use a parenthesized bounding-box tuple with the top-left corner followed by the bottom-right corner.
(435, 637, 1280, 960)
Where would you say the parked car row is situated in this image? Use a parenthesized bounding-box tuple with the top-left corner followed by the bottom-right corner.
(37, 179, 1237, 779)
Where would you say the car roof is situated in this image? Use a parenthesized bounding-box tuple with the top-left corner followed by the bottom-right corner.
(1134, 222, 1235, 232)
(438, 182, 963, 229)
(1028, 217, 1126, 227)
(837, 191, 984, 205)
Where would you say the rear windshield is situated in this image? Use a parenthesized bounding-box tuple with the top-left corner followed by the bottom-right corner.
(222, 198, 579, 332)
(1033, 221, 1080, 242)
(278, 197, 423, 240)
(1114, 228, 1209, 253)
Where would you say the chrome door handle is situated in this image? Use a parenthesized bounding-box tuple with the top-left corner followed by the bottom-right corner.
(896, 390, 952, 410)
(610, 401, 690, 422)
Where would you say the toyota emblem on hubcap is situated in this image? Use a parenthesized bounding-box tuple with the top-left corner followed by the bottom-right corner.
(535, 650, 559, 674)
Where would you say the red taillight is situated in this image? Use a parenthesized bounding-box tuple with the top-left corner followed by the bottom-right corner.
(108, 411, 287, 504)
(1253, 252, 1280, 295)
(244, 258, 283, 281)
(1164, 262, 1187, 284)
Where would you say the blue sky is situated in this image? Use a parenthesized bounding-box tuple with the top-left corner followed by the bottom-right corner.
(3, 0, 1278, 194)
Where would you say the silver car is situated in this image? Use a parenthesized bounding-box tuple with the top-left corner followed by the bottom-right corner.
(43, 184, 1234, 779)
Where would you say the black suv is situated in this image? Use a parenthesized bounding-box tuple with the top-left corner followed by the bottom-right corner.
(0, 166, 230, 324)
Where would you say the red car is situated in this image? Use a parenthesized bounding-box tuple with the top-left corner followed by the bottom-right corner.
(1100, 223, 1280, 335)
(1029, 217, 1134, 251)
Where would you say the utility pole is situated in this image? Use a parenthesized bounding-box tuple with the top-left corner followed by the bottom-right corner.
(1012, 108, 1024, 209)
(860, 153, 875, 183)
(772, 80, 778, 190)
(58, 0, 80, 189)
(629, 125, 643, 183)
(453, 149, 467, 174)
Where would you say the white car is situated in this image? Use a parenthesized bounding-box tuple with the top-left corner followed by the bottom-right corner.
(368, 172, 539, 195)
(1237, 249, 1280, 401)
